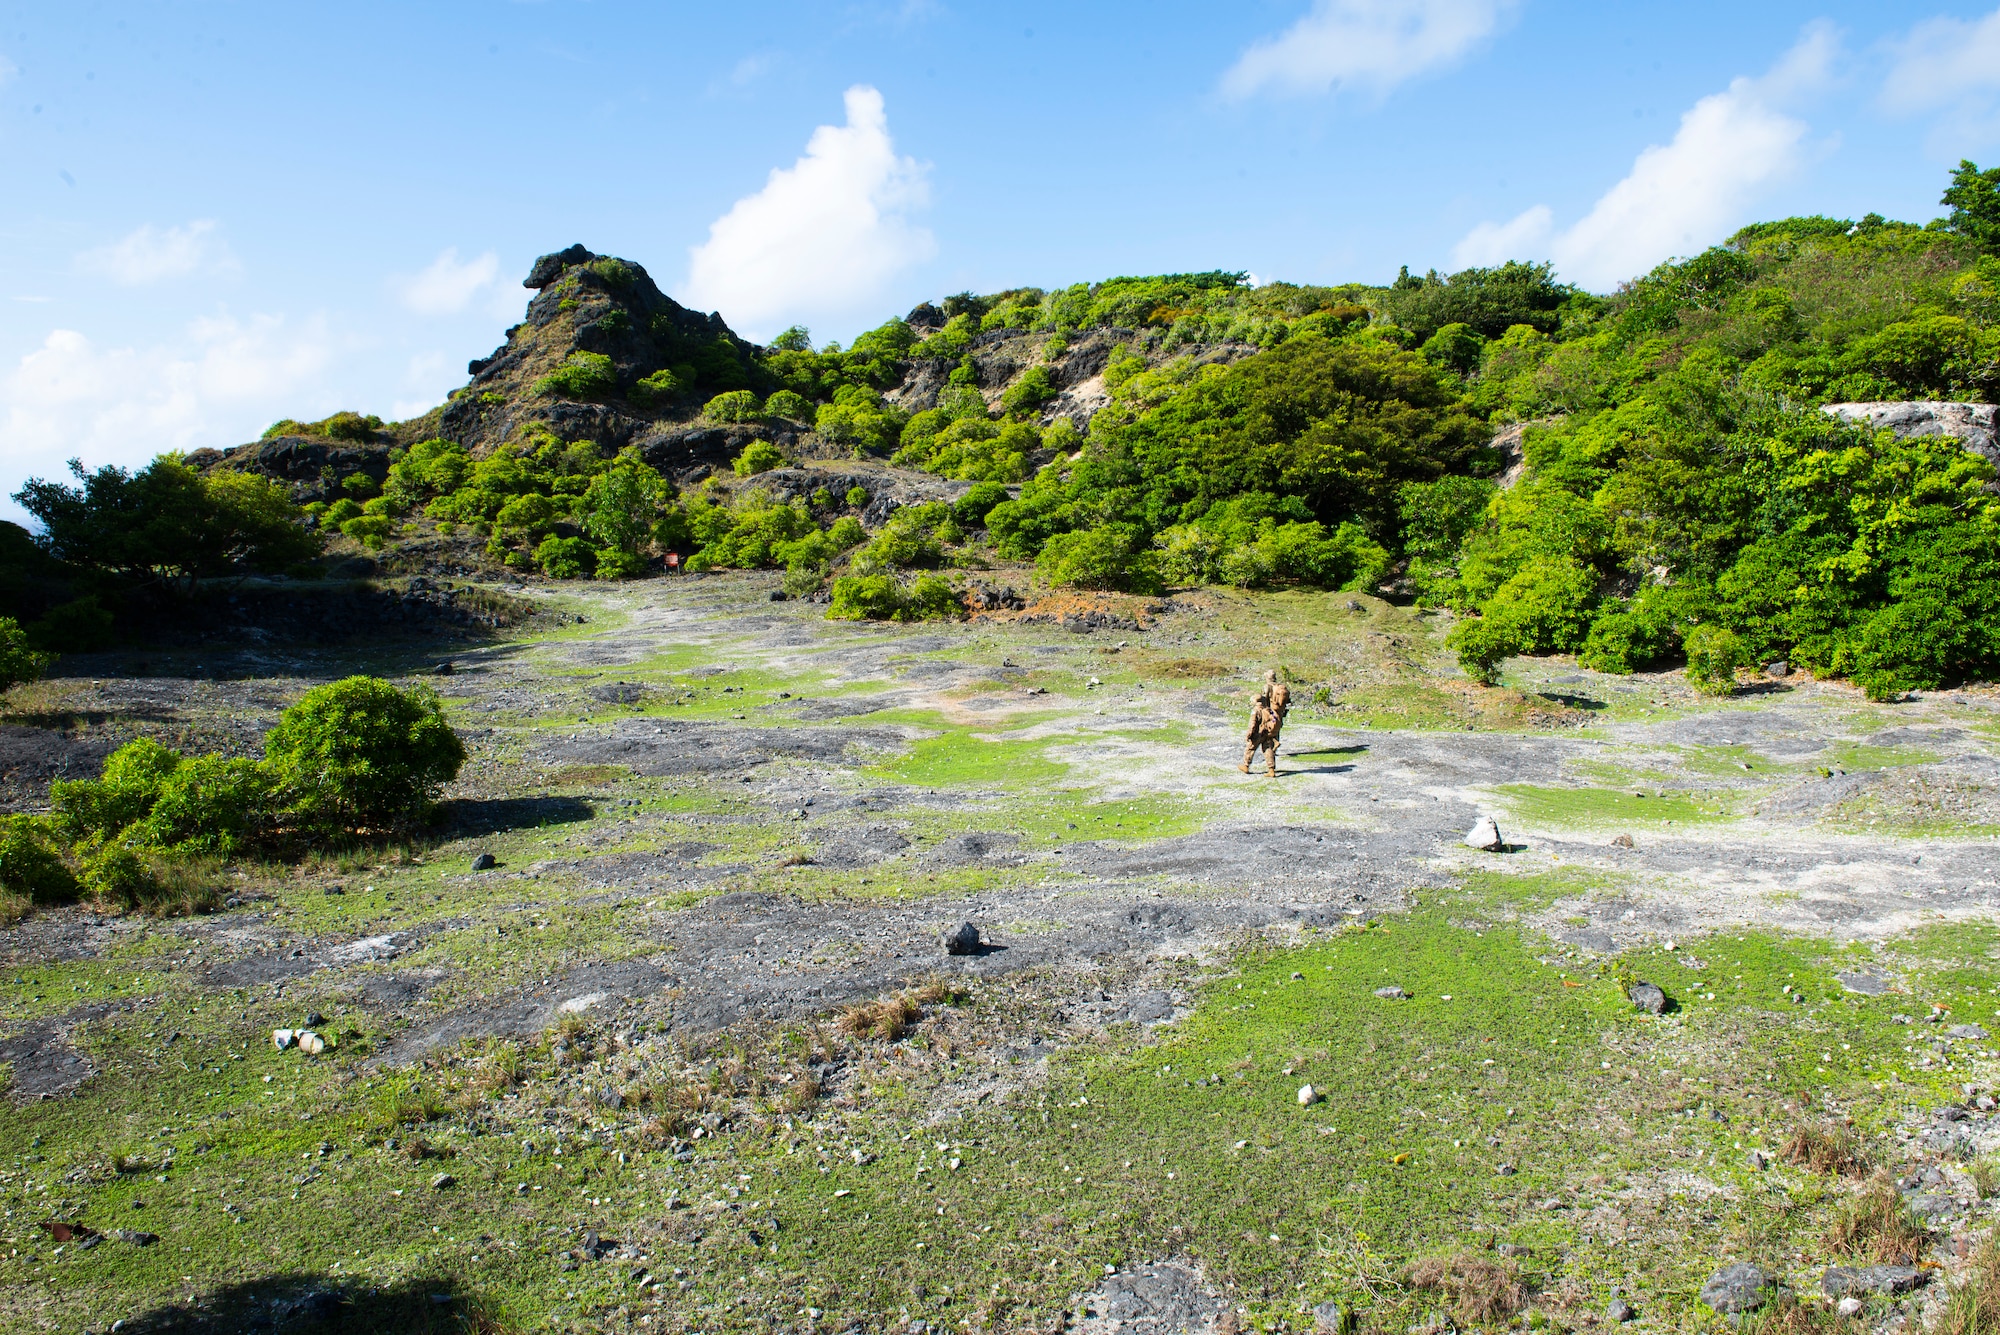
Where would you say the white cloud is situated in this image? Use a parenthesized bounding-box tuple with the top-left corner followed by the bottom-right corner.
(680, 85, 935, 339)
(1220, 0, 1515, 101)
(1451, 24, 1836, 290)
(395, 247, 501, 316)
(75, 220, 236, 286)
(0, 313, 332, 503)
(1882, 7, 2000, 149)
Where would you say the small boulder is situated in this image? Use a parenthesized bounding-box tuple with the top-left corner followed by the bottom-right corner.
(112, 1229, 159, 1246)
(1463, 816, 1505, 851)
(1766, 660, 1791, 677)
(272, 1029, 296, 1050)
(1948, 1023, 1990, 1040)
(1822, 1265, 1926, 1298)
(1628, 981, 1667, 1014)
(942, 922, 981, 956)
(1313, 1301, 1354, 1335)
(1374, 985, 1410, 1000)
(304, 1012, 326, 1028)
(432, 661, 454, 676)
(1606, 1299, 1635, 1323)
(1610, 833, 1634, 849)
(1700, 1263, 1772, 1314)
(430, 1172, 456, 1190)
(471, 852, 497, 871)
(1835, 1297, 1864, 1319)
(1296, 1084, 1320, 1106)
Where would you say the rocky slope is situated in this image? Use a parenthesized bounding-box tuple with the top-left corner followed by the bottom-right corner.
(198, 245, 1259, 496)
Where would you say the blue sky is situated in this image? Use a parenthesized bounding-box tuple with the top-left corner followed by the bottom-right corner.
(5, 0, 2000, 512)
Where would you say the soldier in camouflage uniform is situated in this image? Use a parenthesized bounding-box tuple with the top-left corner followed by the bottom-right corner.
(1241, 670, 1289, 776)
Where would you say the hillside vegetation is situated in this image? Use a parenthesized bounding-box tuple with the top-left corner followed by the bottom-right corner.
(14, 165, 2000, 698)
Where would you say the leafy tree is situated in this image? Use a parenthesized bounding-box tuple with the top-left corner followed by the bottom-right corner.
(1382, 261, 1575, 342)
(14, 456, 318, 594)
(1942, 160, 2000, 251)
(578, 449, 670, 558)
(1682, 624, 1746, 696)
(262, 677, 466, 835)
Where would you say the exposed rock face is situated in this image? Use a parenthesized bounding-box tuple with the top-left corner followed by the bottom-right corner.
(1821, 401, 2000, 464)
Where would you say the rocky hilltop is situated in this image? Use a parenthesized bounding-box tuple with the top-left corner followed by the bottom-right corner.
(197, 245, 1255, 496)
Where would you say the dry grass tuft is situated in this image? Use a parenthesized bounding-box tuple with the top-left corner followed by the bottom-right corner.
(470, 1040, 525, 1095)
(1781, 1119, 1869, 1176)
(1825, 1173, 1927, 1264)
(1405, 1253, 1527, 1323)
(0, 888, 29, 927)
(1744, 1296, 1839, 1335)
(839, 992, 921, 1041)
(1938, 1235, 2000, 1335)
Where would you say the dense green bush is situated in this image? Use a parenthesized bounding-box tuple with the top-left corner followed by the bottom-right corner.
(705, 390, 761, 422)
(53, 737, 183, 843)
(132, 755, 268, 856)
(1036, 525, 1161, 593)
(0, 816, 78, 904)
(764, 390, 810, 419)
(534, 352, 618, 399)
(953, 480, 1011, 527)
(1683, 624, 1746, 696)
(630, 367, 686, 406)
(534, 535, 595, 579)
(15, 455, 319, 595)
(0, 617, 50, 693)
(734, 440, 785, 476)
(262, 677, 467, 835)
(825, 573, 962, 622)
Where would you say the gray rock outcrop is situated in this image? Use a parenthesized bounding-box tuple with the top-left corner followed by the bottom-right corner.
(1821, 401, 2000, 465)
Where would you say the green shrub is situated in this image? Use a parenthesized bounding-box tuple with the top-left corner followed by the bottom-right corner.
(705, 390, 761, 422)
(315, 411, 385, 442)
(857, 503, 952, 570)
(1447, 614, 1522, 686)
(324, 498, 364, 525)
(827, 515, 866, 550)
(845, 486, 870, 509)
(262, 677, 467, 836)
(339, 515, 395, 548)
(0, 617, 52, 693)
(80, 844, 157, 907)
(52, 738, 181, 841)
(29, 596, 116, 653)
(783, 561, 829, 598)
(131, 755, 269, 856)
(1036, 525, 1162, 593)
(534, 351, 618, 399)
(630, 367, 686, 406)
(1683, 624, 1746, 696)
(734, 440, 785, 476)
(594, 546, 648, 580)
(534, 535, 596, 579)
(341, 473, 381, 500)
(0, 816, 77, 903)
(825, 574, 963, 622)
(999, 365, 1057, 418)
(954, 480, 1011, 527)
(764, 390, 811, 419)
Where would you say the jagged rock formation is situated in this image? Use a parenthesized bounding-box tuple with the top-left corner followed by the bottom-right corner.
(1821, 401, 2000, 465)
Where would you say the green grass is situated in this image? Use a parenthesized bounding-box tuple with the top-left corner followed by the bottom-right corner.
(867, 728, 1068, 790)
(1495, 783, 1741, 829)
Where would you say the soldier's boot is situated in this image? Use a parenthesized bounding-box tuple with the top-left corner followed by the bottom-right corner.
(1266, 758, 1278, 777)
(1240, 741, 1256, 773)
